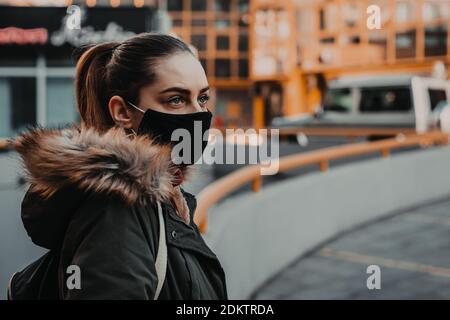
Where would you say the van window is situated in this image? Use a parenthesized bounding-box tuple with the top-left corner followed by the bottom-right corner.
(359, 87, 412, 112)
(428, 89, 447, 111)
(323, 88, 352, 112)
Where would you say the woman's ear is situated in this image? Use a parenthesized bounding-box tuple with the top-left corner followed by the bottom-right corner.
(108, 95, 134, 129)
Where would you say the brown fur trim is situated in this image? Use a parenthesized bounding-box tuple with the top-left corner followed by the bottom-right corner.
(13, 125, 193, 221)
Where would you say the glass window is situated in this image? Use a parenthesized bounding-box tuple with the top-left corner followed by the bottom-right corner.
(320, 4, 338, 31)
(425, 25, 447, 57)
(424, 1, 450, 22)
(238, 59, 248, 78)
(428, 89, 447, 111)
(191, 34, 207, 51)
(396, 30, 416, 59)
(0, 47, 36, 67)
(320, 37, 335, 44)
(215, 19, 231, 29)
(238, 32, 248, 52)
(215, 0, 231, 12)
(168, 0, 183, 11)
(46, 78, 78, 127)
(341, 2, 360, 28)
(319, 9, 325, 30)
(46, 48, 76, 67)
(350, 35, 360, 44)
(0, 77, 36, 137)
(0, 79, 12, 138)
(215, 59, 231, 78)
(172, 18, 183, 27)
(396, 1, 416, 24)
(192, 0, 207, 11)
(359, 87, 412, 112)
(216, 35, 230, 50)
(323, 88, 353, 113)
(238, 0, 249, 13)
(191, 19, 207, 27)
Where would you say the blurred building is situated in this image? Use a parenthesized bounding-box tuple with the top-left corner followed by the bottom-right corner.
(0, 0, 254, 138)
(0, 0, 449, 137)
(165, 0, 253, 128)
(251, 0, 450, 127)
(0, 4, 155, 138)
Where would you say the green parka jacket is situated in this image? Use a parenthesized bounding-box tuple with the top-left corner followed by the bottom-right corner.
(13, 126, 228, 300)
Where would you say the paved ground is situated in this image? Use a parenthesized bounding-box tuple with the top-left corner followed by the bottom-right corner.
(253, 197, 450, 299)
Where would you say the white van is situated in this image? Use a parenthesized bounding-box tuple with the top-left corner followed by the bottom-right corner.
(272, 74, 450, 133)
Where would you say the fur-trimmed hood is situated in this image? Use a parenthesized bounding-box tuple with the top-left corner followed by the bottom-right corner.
(13, 125, 192, 223)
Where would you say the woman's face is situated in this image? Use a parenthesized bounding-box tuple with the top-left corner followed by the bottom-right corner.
(130, 52, 211, 132)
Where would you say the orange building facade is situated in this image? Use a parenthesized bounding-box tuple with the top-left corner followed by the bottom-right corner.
(168, 0, 450, 128)
(4, 0, 448, 129)
(166, 0, 254, 128)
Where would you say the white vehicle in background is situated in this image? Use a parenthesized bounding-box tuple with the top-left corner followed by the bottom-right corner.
(411, 76, 450, 133)
(272, 74, 450, 136)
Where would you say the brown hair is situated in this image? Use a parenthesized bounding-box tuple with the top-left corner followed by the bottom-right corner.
(74, 33, 194, 131)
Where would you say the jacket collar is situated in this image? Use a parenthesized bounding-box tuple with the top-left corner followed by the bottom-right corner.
(13, 125, 192, 211)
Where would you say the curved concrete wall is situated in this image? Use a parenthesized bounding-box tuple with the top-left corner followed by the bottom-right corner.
(203, 146, 450, 299)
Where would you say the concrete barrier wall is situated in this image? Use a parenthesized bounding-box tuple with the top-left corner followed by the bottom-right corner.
(203, 146, 450, 299)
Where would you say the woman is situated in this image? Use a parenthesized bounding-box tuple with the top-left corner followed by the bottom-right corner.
(12, 33, 227, 299)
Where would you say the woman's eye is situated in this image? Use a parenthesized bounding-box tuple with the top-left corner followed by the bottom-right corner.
(199, 95, 210, 104)
(168, 97, 184, 106)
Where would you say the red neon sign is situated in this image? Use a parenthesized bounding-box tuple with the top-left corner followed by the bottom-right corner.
(0, 27, 48, 45)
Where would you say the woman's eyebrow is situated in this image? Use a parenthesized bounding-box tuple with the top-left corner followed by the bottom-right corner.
(159, 86, 210, 95)
(199, 86, 210, 93)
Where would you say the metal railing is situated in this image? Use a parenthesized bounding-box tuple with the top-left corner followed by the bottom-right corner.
(276, 126, 416, 137)
(194, 131, 449, 233)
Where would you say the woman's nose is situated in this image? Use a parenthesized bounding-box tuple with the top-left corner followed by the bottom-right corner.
(192, 100, 204, 112)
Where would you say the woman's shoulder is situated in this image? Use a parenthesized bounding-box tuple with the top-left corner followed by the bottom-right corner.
(74, 191, 159, 230)
(21, 184, 159, 250)
(64, 192, 160, 257)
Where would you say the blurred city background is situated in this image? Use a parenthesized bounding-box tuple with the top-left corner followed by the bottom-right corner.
(2, 0, 450, 300)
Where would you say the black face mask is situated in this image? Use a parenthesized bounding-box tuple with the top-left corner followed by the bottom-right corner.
(126, 100, 212, 165)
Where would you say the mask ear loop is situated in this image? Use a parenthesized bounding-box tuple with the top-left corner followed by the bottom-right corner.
(125, 100, 145, 113)
(123, 100, 144, 139)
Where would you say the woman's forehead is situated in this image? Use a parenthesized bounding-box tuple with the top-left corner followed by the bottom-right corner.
(154, 52, 209, 93)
